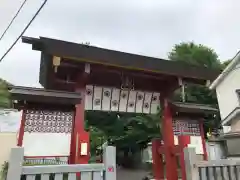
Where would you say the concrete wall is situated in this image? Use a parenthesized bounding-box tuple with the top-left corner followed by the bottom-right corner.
(206, 141, 226, 160)
(216, 63, 240, 120)
(231, 117, 240, 132)
(0, 133, 17, 166)
(226, 137, 240, 156)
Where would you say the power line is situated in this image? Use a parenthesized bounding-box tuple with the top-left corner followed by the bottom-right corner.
(0, 0, 28, 41)
(0, 0, 48, 63)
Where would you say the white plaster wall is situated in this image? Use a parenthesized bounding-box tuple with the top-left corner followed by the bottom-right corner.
(216, 64, 240, 120)
(0, 110, 72, 158)
(206, 141, 225, 160)
(0, 133, 17, 166)
(23, 133, 71, 156)
(230, 116, 240, 132)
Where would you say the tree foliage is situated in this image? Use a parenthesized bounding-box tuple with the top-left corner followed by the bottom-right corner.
(85, 111, 161, 167)
(168, 42, 222, 69)
(86, 111, 161, 157)
(169, 42, 223, 134)
(222, 59, 232, 69)
(0, 78, 11, 108)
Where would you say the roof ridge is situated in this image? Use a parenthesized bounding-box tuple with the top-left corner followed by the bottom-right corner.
(210, 51, 240, 89)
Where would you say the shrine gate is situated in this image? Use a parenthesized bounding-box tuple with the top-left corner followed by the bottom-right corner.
(12, 36, 220, 180)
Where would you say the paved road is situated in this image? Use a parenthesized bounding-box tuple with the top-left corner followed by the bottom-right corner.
(116, 168, 182, 180)
(117, 168, 150, 180)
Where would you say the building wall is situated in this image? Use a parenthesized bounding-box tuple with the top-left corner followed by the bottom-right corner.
(216, 63, 240, 120)
(231, 117, 240, 132)
(226, 137, 240, 156)
(206, 141, 226, 160)
(0, 132, 17, 166)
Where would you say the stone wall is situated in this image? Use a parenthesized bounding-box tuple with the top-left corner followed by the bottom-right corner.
(0, 132, 17, 166)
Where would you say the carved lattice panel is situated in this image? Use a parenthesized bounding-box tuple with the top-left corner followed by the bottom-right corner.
(172, 119, 200, 136)
(85, 85, 160, 114)
(24, 110, 73, 133)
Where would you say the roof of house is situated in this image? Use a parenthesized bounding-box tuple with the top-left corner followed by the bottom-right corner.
(222, 107, 240, 126)
(209, 51, 240, 89)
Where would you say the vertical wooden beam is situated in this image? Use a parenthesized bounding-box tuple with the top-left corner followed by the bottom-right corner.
(17, 109, 26, 146)
(200, 119, 208, 160)
(69, 71, 90, 165)
(162, 98, 178, 180)
(152, 139, 164, 179)
(178, 135, 190, 180)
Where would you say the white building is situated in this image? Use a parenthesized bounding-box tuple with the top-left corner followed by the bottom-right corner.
(210, 52, 240, 131)
(210, 52, 240, 157)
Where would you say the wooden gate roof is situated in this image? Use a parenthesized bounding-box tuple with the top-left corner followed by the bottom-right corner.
(22, 36, 221, 91)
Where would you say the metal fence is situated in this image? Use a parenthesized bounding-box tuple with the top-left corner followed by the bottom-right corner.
(6, 146, 116, 180)
(184, 147, 240, 180)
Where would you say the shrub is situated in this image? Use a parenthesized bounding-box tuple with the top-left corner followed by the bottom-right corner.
(0, 161, 8, 180)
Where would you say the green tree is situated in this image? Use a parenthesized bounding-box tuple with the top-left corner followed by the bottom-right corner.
(0, 78, 11, 108)
(86, 111, 161, 167)
(169, 42, 222, 134)
(222, 59, 231, 69)
(169, 42, 222, 69)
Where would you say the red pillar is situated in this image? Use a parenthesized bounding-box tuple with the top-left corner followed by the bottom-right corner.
(152, 139, 164, 180)
(178, 135, 190, 180)
(162, 98, 178, 180)
(200, 120, 208, 160)
(17, 110, 26, 146)
(69, 76, 90, 164)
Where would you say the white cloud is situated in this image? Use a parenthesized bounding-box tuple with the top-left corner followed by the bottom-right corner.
(0, 0, 239, 86)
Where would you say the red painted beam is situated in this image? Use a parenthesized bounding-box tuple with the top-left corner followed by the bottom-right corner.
(162, 98, 178, 180)
(17, 110, 26, 146)
(69, 73, 90, 165)
(178, 135, 190, 180)
(158, 145, 181, 155)
(152, 139, 164, 179)
(200, 119, 208, 160)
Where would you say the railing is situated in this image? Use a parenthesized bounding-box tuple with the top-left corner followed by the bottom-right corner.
(24, 158, 68, 165)
(184, 147, 240, 180)
(6, 146, 116, 180)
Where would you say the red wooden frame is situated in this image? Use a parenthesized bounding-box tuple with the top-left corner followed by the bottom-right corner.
(16, 92, 208, 180)
(178, 135, 191, 180)
(17, 110, 26, 146)
(200, 120, 208, 160)
(152, 102, 208, 180)
(152, 139, 164, 179)
(162, 98, 178, 180)
(69, 75, 90, 165)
